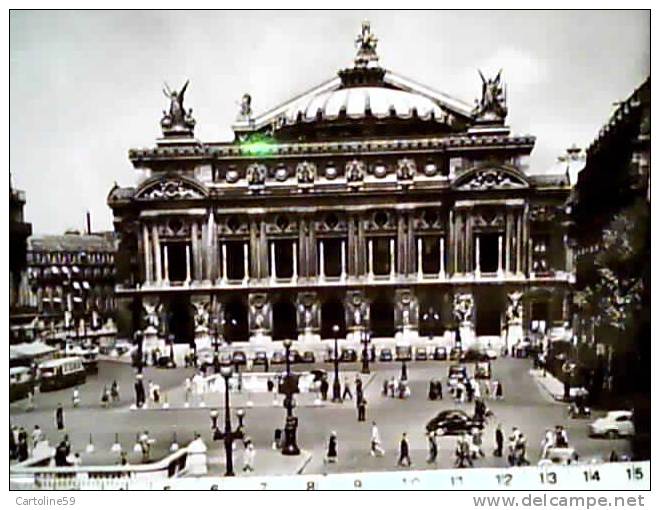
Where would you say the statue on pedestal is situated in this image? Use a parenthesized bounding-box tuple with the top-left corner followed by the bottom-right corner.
(161, 80, 196, 135)
(505, 291, 524, 324)
(473, 70, 508, 123)
(453, 293, 474, 325)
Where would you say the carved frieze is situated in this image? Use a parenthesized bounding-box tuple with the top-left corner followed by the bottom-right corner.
(455, 168, 527, 191)
(137, 177, 206, 201)
(246, 163, 268, 188)
(396, 158, 417, 181)
(296, 161, 317, 186)
(345, 159, 366, 185)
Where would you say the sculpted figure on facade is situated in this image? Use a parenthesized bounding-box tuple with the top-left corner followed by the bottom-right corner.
(453, 293, 474, 324)
(191, 300, 210, 330)
(238, 93, 252, 120)
(142, 301, 163, 331)
(505, 291, 524, 324)
(246, 163, 268, 188)
(354, 20, 379, 68)
(396, 158, 417, 181)
(473, 70, 508, 122)
(345, 159, 366, 185)
(249, 294, 271, 332)
(161, 80, 196, 133)
(297, 293, 319, 331)
(296, 161, 317, 185)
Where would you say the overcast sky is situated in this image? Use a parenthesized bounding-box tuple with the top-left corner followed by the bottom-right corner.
(10, 10, 649, 235)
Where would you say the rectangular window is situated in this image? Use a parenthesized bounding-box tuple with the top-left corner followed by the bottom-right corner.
(421, 236, 441, 274)
(477, 233, 499, 273)
(226, 241, 248, 281)
(371, 237, 394, 275)
(274, 240, 294, 279)
(319, 238, 342, 277)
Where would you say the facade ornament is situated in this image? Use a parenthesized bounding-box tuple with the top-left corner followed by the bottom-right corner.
(354, 20, 379, 68)
(139, 178, 205, 201)
(161, 80, 196, 135)
(237, 93, 252, 120)
(246, 163, 268, 188)
(505, 291, 524, 324)
(345, 159, 366, 185)
(457, 168, 525, 190)
(453, 293, 474, 324)
(529, 205, 559, 222)
(296, 161, 317, 186)
(473, 70, 507, 123)
(142, 301, 163, 332)
(248, 293, 271, 332)
(346, 291, 368, 328)
(396, 158, 417, 181)
(191, 300, 210, 330)
(296, 292, 319, 331)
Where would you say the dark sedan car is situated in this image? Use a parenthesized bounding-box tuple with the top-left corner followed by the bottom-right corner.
(414, 346, 428, 361)
(302, 351, 315, 363)
(426, 409, 484, 435)
(379, 348, 393, 362)
(232, 351, 247, 366)
(433, 346, 448, 360)
(340, 348, 357, 362)
(253, 350, 268, 366)
(271, 350, 286, 364)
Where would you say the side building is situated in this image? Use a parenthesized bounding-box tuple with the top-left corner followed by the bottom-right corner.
(9, 183, 33, 342)
(108, 23, 573, 355)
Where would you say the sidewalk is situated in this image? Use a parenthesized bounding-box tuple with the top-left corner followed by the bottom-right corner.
(529, 368, 565, 401)
(205, 447, 312, 477)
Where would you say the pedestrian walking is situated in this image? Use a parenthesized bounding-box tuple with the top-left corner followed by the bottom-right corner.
(541, 428, 555, 458)
(26, 391, 35, 412)
(242, 440, 256, 472)
(101, 386, 110, 408)
(494, 423, 504, 457)
(436, 380, 443, 400)
(388, 377, 396, 398)
(455, 433, 473, 468)
(397, 433, 412, 467)
(370, 422, 385, 457)
(382, 378, 389, 396)
(10, 427, 17, 460)
(466, 379, 474, 402)
(111, 380, 120, 402)
(153, 383, 161, 404)
(555, 425, 568, 447)
(342, 377, 353, 401)
(495, 380, 503, 400)
(134, 375, 146, 408)
(266, 377, 274, 393)
(355, 376, 363, 403)
(320, 377, 329, 401)
(357, 398, 367, 422)
(272, 428, 282, 450)
(31, 425, 43, 449)
(55, 403, 64, 430)
(426, 431, 438, 464)
(470, 428, 485, 459)
(72, 387, 80, 408)
(325, 431, 338, 463)
(17, 431, 29, 462)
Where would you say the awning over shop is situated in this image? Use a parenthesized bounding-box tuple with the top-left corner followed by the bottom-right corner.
(9, 342, 57, 361)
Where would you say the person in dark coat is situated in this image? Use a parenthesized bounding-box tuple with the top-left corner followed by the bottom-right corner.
(428, 380, 437, 400)
(355, 376, 363, 403)
(10, 427, 17, 460)
(397, 433, 411, 467)
(465, 380, 474, 402)
(495, 380, 504, 400)
(134, 376, 146, 408)
(266, 378, 274, 393)
(55, 403, 64, 430)
(325, 432, 338, 463)
(494, 423, 504, 457)
(436, 380, 443, 400)
(426, 431, 438, 464)
(320, 377, 329, 401)
(357, 399, 367, 422)
(382, 378, 389, 396)
(54, 441, 70, 467)
(17, 429, 29, 462)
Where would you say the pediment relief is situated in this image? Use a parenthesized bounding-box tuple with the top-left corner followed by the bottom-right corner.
(453, 166, 529, 191)
(135, 175, 208, 201)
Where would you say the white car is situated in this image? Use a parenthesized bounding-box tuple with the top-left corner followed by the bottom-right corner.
(589, 411, 635, 438)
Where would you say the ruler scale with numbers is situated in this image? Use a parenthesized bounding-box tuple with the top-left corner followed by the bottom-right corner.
(135, 461, 650, 491)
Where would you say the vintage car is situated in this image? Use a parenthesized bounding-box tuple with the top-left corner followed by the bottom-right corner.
(231, 350, 247, 366)
(474, 360, 492, 379)
(414, 346, 428, 361)
(340, 348, 357, 362)
(589, 411, 635, 438)
(396, 346, 412, 361)
(379, 348, 394, 362)
(432, 346, 447, 361)
(301, 351, 316, 363)
(426, 409, 484, 435)
(252, 350, 268, 367)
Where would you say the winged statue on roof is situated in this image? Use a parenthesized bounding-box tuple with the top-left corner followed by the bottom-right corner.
(160, 80, 196, 134)
(473, 69, 508, 123)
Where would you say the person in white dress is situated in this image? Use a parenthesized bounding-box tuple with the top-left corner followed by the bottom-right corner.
(370, 422, 385, 456)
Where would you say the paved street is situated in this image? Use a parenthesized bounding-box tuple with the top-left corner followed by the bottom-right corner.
(10, 356, 631, 474)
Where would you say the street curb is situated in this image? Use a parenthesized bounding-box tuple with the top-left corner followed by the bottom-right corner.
(296, 451, 313, 475)
(529, 370, 564, 402)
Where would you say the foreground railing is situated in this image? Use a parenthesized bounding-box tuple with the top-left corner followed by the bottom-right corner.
(10, 443, 199, 490)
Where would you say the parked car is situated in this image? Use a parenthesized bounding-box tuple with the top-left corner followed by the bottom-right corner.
(111, 339, 133, 356)
(447, 364, 469, 388)
(252, 350, 268, 367)
(589, 411, 635, 438)
(396, 346, 412, 361)
(379, 348, 393, 362)
(231, 350, 247, 366)
(324, 348, 338, 363)
(474, 360, 491, 379)
(271, 350, 287, 365)
(433, 346, 447, 361)
(340, 348, 357, 362)
(426, 409, 484, 435)
(219, 352, 233, 365)
(289, 349, 302, 363)
(414, 346, 428, 361)
(462, 349, 489, 362)
(541, 446, 579, 465)
(301, 351, 316, 363)
(449, 347, 463, 361)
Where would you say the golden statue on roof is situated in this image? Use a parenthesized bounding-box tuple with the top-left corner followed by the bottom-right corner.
(354, 20, 379, 68)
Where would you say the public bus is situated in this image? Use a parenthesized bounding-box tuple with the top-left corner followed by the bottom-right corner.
(38, 357, 86, 392)
(10, 366, 35, 402)
(66, 343, 99, 375)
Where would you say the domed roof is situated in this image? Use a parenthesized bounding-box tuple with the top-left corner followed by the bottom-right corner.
(282, 85, 451, 124)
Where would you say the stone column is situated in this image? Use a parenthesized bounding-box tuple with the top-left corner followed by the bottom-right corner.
(270, 241, 276, 281)
(318, 240, 325, 281)
(185, 245, 192, 285)
(298, 217, 308, 278)
(142, 223, 152, 284)
(417, 237, 423, 278)
(242, 242, 249, 285)
(448, 209, 455, 275)
(474, 235, 481, 277)
(397, 213, 406, 274)
(368, 239, 374, 278)
(389, 238, 396, 279)
(206, 212, 216, 282)
(340, 240, 346, 281)
(152, 225, 162, 284)
(505, 209, 513, 274)
(347, 216, 356, 276)
(221, 243, 228, 284)
(455, 212, 464, 274)
(497, 235, 504, 277)
(249, 219, 259, 280)
(407, 213, 415, 276)
(163, 244, 170, 284)
(465, 212, 473, 274)
(516, 211, 523, 275)
(259, 219, 268, 280)
(192, 220, 200, 282)
(439, 237, 445, 279)
(308, 218, 318, 277)
(523, 204, 531, 276)
(357, 215, 366, 276)
(292, 241, 298, 281)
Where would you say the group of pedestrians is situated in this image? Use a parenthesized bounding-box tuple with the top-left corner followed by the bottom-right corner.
(382, 376, 411, 399)
(450, 378, 503, 403)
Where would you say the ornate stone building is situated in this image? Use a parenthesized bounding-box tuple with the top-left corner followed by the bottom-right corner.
(108, 23, 572, 353)
(10, 181, 33, 342)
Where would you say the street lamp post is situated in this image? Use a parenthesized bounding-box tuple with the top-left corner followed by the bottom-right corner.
(212, 318, 221, 374)
(280, 339, 300, 455)
(212, 365, 244, 476)
(360, 328, 370, 374)
(332, 325, 342, 402)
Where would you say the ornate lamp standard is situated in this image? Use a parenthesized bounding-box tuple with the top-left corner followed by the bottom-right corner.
(332, 325, 342, 402)
(211, 316, 221, 374)
(280, 339, 300, 455)
(360, 327, 370, 374)
(134, 329, 144, 374)
(211, 365, 245, 476)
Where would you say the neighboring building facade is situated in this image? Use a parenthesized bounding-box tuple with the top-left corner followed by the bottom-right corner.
(10, 182, 33, 341)
(108, 23, 572, 353)
(25, 232, 118, 337)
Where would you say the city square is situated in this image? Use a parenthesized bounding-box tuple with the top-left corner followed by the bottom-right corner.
(9, 11, 650, 490)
